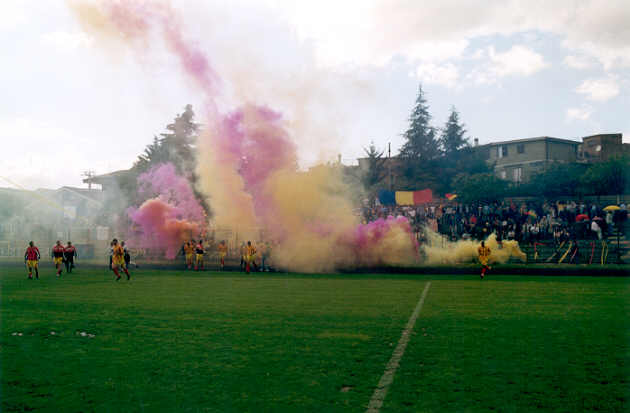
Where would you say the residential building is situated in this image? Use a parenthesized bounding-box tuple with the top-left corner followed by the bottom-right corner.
(483, 136, 579, 183)
(578, 133, 629, 162)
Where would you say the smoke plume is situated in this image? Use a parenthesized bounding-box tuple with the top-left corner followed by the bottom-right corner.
(422, 231, 527, 265)
(127, 163, 204, 258)
(69, 0, 419, 271)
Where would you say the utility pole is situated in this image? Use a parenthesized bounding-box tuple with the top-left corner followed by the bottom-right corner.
(82, 170, 95, 190)
(388, 142, 393, 190)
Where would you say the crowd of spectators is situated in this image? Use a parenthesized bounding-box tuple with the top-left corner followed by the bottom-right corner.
(360, 200, 628, 246)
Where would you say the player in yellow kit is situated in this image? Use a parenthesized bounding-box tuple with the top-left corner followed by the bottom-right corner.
(477, 240, 491, 279)
(245, 241, 257, 274)
(194, 240, 205, 271)
(111, 238, 130, 281)
(184, 240, 195, 269)
(239, 242, 247, 271)
(217, 240, 227, 270)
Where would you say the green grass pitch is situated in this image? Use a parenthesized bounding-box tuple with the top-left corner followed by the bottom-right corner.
(1, 267, 628, 412)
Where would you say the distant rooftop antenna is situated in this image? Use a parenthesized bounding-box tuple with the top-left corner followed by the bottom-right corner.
(82, 170, 96, 190)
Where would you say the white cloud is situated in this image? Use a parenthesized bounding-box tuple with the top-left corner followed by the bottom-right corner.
(470, 48, 486, 60)
(558, 0, 630, 69)
(0, 0, 28, 31)
(468, 45, 548, 84)
(566, 106, 593, 122)
(488, 45, 548, 77)
(264, 0, 630, 71)
(576, 77, 620, 102)
(416, 63, 459, 88)
(563, 55, 596, 70)
(41, 31, 92, 52)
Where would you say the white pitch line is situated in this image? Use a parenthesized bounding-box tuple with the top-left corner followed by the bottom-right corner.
(366, 281, 432, 413)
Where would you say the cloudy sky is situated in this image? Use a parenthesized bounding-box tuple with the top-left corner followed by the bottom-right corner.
(1, 0, 629, 190)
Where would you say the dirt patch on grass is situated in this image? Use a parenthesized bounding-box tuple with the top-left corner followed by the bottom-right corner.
(317, 332, 370, 341)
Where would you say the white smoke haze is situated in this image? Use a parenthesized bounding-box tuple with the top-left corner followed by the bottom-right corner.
(2, 0, 629, 192)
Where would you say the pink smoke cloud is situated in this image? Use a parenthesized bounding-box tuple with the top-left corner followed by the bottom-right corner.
(342, 216, 419, 266)
(215, 105, 297, 231)
(128, 163, 206, 258)
(137, 163, 205, 223)
(75, 1, 419, 270)
(128, 198, 198, 259)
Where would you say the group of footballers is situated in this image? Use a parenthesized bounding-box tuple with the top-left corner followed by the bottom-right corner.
(22, 238, 134, 282)
(23, 236, 492, 279)
(180, 239, 269, 273)
(181, 239, 210, 271)
(180, 239, 232, 272)
(24, 240, 77, 279)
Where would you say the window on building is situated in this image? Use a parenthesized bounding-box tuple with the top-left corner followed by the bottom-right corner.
(517, 143, 525, 154)
(500, 170, 507, 179)
(513, 167, 522, 183)
(501, 145, 508, 157)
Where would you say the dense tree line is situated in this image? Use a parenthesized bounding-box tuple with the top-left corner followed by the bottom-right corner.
(361, 84, 491, 196)
(361, 82, 630, 203)
(453, 156, 630, 203)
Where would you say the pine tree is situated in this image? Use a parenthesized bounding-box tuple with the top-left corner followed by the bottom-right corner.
(133, 104, 200, 174)
(362, 142, 386, 189)
(135, 136, 169, 172)
(159, 104, 199, 174)
(400, 84, 440, 162)
(131, 105, 211, 215)
(399, 84, 441, 188)
(440, 106, 469, 157)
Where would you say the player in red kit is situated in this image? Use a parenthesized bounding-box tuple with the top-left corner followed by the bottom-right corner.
(64, 241, 77, 273)
(24, 241, 40, 279)
(52, 240, 65, 277)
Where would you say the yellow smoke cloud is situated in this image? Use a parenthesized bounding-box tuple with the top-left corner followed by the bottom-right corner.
(265, 165, 357, 272)
(422, 230, 527, 265)
(68, 0, 421, 272)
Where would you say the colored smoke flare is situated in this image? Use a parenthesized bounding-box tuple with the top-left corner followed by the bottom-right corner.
(136, 163, 205, 224)
(128, 198, 199, 259)
(128, 163, 206, 258)
(346, 216, 420, 267)
(422, 231, 527, 265)
(71, 0, 420, 271)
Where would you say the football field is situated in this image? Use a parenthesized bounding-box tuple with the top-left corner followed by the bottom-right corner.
(1, 267, 629, 412)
